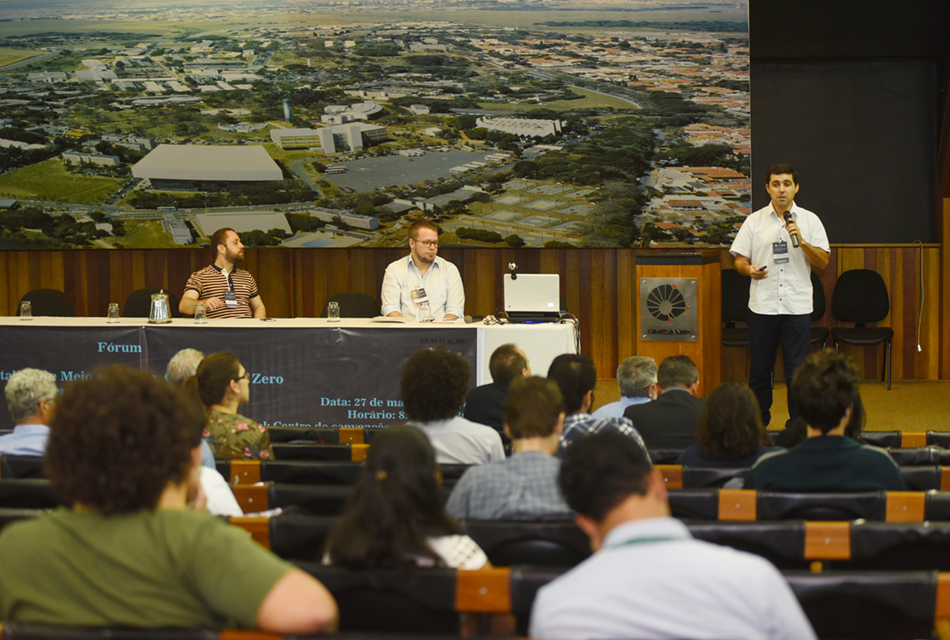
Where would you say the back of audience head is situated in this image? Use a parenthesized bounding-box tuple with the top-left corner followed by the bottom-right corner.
(657, 355, 699, 392)
(165, 348, 205, 387)
(617, 356, 657, 399)
(546, 354, 596, 414)
(697, 382, 771, 461)
(559, 429, 656, 524)
(325, 425, 456, 568)
(5, 368, 57, 425)
(187, 352, 243, 409)
(792, 349, 861, 435)
(401, 347, 470, 422)
(504, 376, 564, 441)
(46, 365, 204, 515)
(488, 343, 529, 385)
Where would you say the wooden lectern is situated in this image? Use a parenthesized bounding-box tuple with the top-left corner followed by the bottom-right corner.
(635, 252, 721, 396)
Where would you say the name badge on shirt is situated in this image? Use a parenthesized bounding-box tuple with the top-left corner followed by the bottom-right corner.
(224, 291, 239, 309)
(772, 240, 789, 265)
(411, 287, 429, 306)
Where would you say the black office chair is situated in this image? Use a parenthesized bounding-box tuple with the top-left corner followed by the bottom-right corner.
(831, 269, 894, 389)
(721, 269, 751, 347)
(809, 272, 830, 348)
(320, 292, 379, 318)
(17, 289, 74, 317)
(122, 288, 181, 318)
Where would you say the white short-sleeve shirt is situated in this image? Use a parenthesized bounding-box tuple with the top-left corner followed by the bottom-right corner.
(730, 203, 829, 316)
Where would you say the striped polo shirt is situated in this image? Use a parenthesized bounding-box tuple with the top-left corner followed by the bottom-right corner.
(184, 264, 260, 319)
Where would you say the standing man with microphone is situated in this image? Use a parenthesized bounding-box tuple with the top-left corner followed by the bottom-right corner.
(730, 164, 830, 428)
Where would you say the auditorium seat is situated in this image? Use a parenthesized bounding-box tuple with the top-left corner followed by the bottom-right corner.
(647, 448, 684, 464)
(681, 466, 746, 488)
(0, 455, 47, 479)
(295, 563, 466, 633)
(271, 443, 368, 462)
(266, 426, 366, 445)
(0, 479, 64, 510)
(266, 427, 344, 444)
(860, 431, 904, 448)
(686, 520, 809, 570)
(460, 519, 589, 567)
(259, 461, 364, 486)
(899, 465, 949, 491)
(888, 446, 950, 466)
(668, 488, 721, 520)
(784, 570, 938, 639)
(1, 625, 216, 639)
(756, 491, 887, 521)
(847, 521, 950, 571)
(268, 513, 338, 562)
(268, 484, 354, 516)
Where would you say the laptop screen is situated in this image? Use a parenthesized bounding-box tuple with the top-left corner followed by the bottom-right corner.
(504, 274, 560, 313)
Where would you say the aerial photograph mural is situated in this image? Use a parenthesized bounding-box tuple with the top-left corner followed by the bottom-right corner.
(0, 0, 749, 249)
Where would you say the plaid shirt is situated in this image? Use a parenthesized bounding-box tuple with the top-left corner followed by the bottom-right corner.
(445, 451, 571, 521)
(558, 413, 649, 459)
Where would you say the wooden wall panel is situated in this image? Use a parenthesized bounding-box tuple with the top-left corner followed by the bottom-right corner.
(0, 245, 943, 380)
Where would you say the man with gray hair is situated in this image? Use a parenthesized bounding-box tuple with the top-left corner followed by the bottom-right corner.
(591, 356, 657, 420)
(624, 355, 705, 449)
(1, 368, 58, 455)
(165, 348, 205, 386)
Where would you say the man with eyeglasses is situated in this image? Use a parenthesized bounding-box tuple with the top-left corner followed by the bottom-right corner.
(381, 219, 465, 320)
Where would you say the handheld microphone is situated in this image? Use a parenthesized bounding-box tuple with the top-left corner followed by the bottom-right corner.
(784, 211, 799, 248)
(508, 262, 518, 280)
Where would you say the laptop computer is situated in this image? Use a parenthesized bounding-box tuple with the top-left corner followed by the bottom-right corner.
(504, 274, 561, 323)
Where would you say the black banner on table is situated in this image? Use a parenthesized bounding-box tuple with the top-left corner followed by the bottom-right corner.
(0, 325, 146, 427)
(143, 325, 477, 430)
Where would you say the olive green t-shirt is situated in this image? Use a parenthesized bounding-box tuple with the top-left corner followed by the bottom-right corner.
(0, 508, 293, 628)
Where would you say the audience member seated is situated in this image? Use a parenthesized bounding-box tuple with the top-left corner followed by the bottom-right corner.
(166, 348, 242, 516)
(187, 352, 274, 461)
(624, 355, 705, 449)
(462, 343, 530, 450)
(772, 393, 867, 449)
(402, 347, 504, 465)
(590, 356, 657, 419)
(677, 382, 782, 467)
(529, 429, 815, 640)
(165, 348, 206, 386)
(324, 425, 488, 569)
(447, 376, 571, 521)
(0, 365, 337, 633)
(747, 350, 905, 492)
(548, 354, 647, 458)
(0, 368, 56, 456)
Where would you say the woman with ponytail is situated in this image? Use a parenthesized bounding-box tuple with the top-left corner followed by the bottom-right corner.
(324, 425, 487, 570)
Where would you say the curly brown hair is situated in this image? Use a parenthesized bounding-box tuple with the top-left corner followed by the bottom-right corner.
(400, 347, 470, 422)
(46, 365, 204, 515)
(696, 382, 771, 461)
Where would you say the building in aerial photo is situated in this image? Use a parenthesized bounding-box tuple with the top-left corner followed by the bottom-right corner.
(131, 144, 283, 188)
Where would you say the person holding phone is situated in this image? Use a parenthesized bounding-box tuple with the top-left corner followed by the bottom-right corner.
(730, 164, 830, 428)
